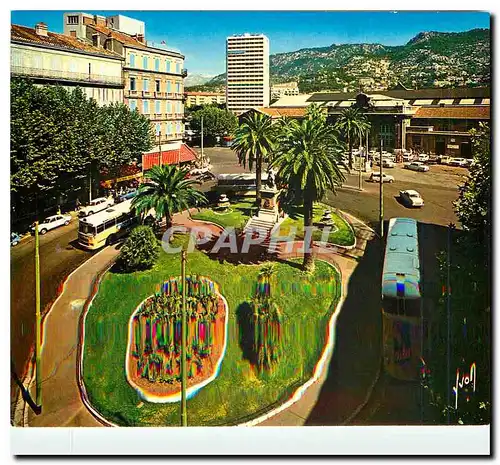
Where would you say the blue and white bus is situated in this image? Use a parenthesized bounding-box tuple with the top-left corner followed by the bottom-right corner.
(381, 217, 423, 381)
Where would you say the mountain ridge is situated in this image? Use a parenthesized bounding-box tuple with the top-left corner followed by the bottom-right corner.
(191, 28, 489, 93)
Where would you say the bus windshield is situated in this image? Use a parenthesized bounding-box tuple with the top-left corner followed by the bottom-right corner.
(79, 222, 95, 235)
(382, 296, 421, 317)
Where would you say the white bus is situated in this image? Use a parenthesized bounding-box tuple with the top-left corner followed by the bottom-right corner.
(78, 199, 138, 250)
(213, 173, 270, 197)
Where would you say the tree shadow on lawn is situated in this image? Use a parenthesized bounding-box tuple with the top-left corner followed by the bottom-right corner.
(236, 301, 258, 366)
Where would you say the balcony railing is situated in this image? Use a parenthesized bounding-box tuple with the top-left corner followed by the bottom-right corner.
(125, 89, 139, 97)
(11, 66, 124, 86)
(142, 90, 153, 97)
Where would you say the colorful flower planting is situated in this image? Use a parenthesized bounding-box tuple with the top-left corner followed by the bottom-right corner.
(252, 266, 283, 372)
(126, 276, 228, 403)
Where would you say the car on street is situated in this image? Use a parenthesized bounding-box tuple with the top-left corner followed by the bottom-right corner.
(399, 190, 424, 208)
(404, 161, 430, 172)
(369, 172, 395, 183)
(11, 232, 21, 246)
(438, 155, 452, 165)
(116, 190, 137, 203)
(466, 158, 475, 168)
(376, 158, 395, 168)
(449, 157, 469, 167)
(417, 153, 430, 162)
(30, 214, 72, 235)
(402, 153, 415, 162)
(79, 197, 114, 217)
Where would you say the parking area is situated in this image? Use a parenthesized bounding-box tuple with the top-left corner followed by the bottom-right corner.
(193, 146, 464, 228)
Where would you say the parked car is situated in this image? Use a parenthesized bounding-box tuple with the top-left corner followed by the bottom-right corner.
(404, 161, 430, 172)
(417, 153, 430, 162)
(30, 214, 72, 235)
(438, 155, 452, 165)
(449, 157, 468, 167)
(376, 158, 395, 168)
(79, 197, 114, 217)
(466, 158, 475, 168)
(116, 189, 137, 203)
(400, 190, 424, 208)
(402, 153, 415, 162)
(369, 172, 395, 183)
(11, 232, 21, 247)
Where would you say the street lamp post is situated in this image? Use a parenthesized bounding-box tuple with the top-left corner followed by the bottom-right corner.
(379, 137, 384, 238)
(180, 249, 187, 427)
(35, 221, 42, 409)
(201, 116, 204, 167)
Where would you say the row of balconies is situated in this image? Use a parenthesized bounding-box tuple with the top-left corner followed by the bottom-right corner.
(148, 113, 185, 121)
(124, 90, 184, 99)
(11, 66, 124, 86)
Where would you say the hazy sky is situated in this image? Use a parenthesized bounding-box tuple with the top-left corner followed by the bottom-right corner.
(11, 10, 490, 75)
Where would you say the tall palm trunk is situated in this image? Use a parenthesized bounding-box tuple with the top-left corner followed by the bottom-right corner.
(255, 152, 262, 205)
(302, 194, 315, 273)
(348, 132, 353, 171)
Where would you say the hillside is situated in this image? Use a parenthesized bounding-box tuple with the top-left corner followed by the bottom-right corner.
(198, 28, 490, 93)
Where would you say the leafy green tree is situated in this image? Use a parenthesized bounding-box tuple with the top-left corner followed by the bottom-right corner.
(333, 107, 371, 170)
(10, 78, 153, 219)
(232, 111, 275, 204)
(189, 105, 237, 145)
(117, 225, 160, 272)
(271, 118, 345, 272)
(132, 165, 207, 229)
(423, 124, 491, 425)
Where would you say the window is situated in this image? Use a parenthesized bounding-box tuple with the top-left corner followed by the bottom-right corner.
(67, 15, 79, 25)
(155, 123, 161, 136)
(143, 56, 148, 69)
(143, 79, 149, 92)
(143, 100, 149, 114)
(129, 100, 137, 111)
(175, 62, 180, 74)
(155, 100, 161, 114)
(167, 101, 172, 113)
(130, 77, 136, 91)
(155, 58, 160, 71)
(176, 122, 181, 133)
(155, 80, 161, 92)
(176, 101, 181, 113)
(166, 60, 171, 72)
(70, 31, 77, 37)
(167, 122, 173, 134)
(167, 81, 171, 93)
(176, 82, 180, 93)
(130, 53, 135, 67)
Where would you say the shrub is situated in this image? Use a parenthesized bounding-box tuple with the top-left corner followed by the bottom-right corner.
(117, 225, 160, 272)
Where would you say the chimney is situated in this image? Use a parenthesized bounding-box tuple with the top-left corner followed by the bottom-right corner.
(137, 33, 145, 43)
(35, 22, 48, 37)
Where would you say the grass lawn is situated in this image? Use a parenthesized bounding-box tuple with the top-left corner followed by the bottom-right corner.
(276, 203, 355, 247)
(190, 200, 257, 230)
(83, 235, 341, 426)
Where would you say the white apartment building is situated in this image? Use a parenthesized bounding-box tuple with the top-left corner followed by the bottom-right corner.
(271, 81, 299, 99)
(226, 33, 269, 114)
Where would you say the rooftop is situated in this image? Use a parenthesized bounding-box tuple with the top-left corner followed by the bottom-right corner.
(11, 24, 121, 60)
(413, 105, 490, 120)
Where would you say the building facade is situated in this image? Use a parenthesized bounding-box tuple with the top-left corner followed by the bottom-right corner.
(226, 33, 269, 114)
(11, 22, 124, 106)
(270, 87, 490, 156)
(271, 81, 299, 100)
(63, 12, 187, 145)
(185, 91, 226, 107)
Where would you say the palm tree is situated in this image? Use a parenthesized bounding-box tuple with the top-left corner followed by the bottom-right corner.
(334, 107, 371, 171)
(231, 111, 275, 204)
(132, 164, 207, 230)
(271, 118, 345, 272)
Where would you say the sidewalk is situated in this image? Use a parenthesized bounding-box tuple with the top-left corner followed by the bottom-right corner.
(24, 244, 120, 427)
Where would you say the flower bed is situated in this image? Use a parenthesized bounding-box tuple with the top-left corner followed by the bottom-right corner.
(126, 276, 228, 403)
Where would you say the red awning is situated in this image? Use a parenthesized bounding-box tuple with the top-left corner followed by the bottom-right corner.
(142, 144, 197, 170)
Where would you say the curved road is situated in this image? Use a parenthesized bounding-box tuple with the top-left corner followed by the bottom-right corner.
(10, 219, 92, 417)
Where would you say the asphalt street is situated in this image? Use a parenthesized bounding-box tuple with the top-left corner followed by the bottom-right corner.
(10, 219, 92, 417)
